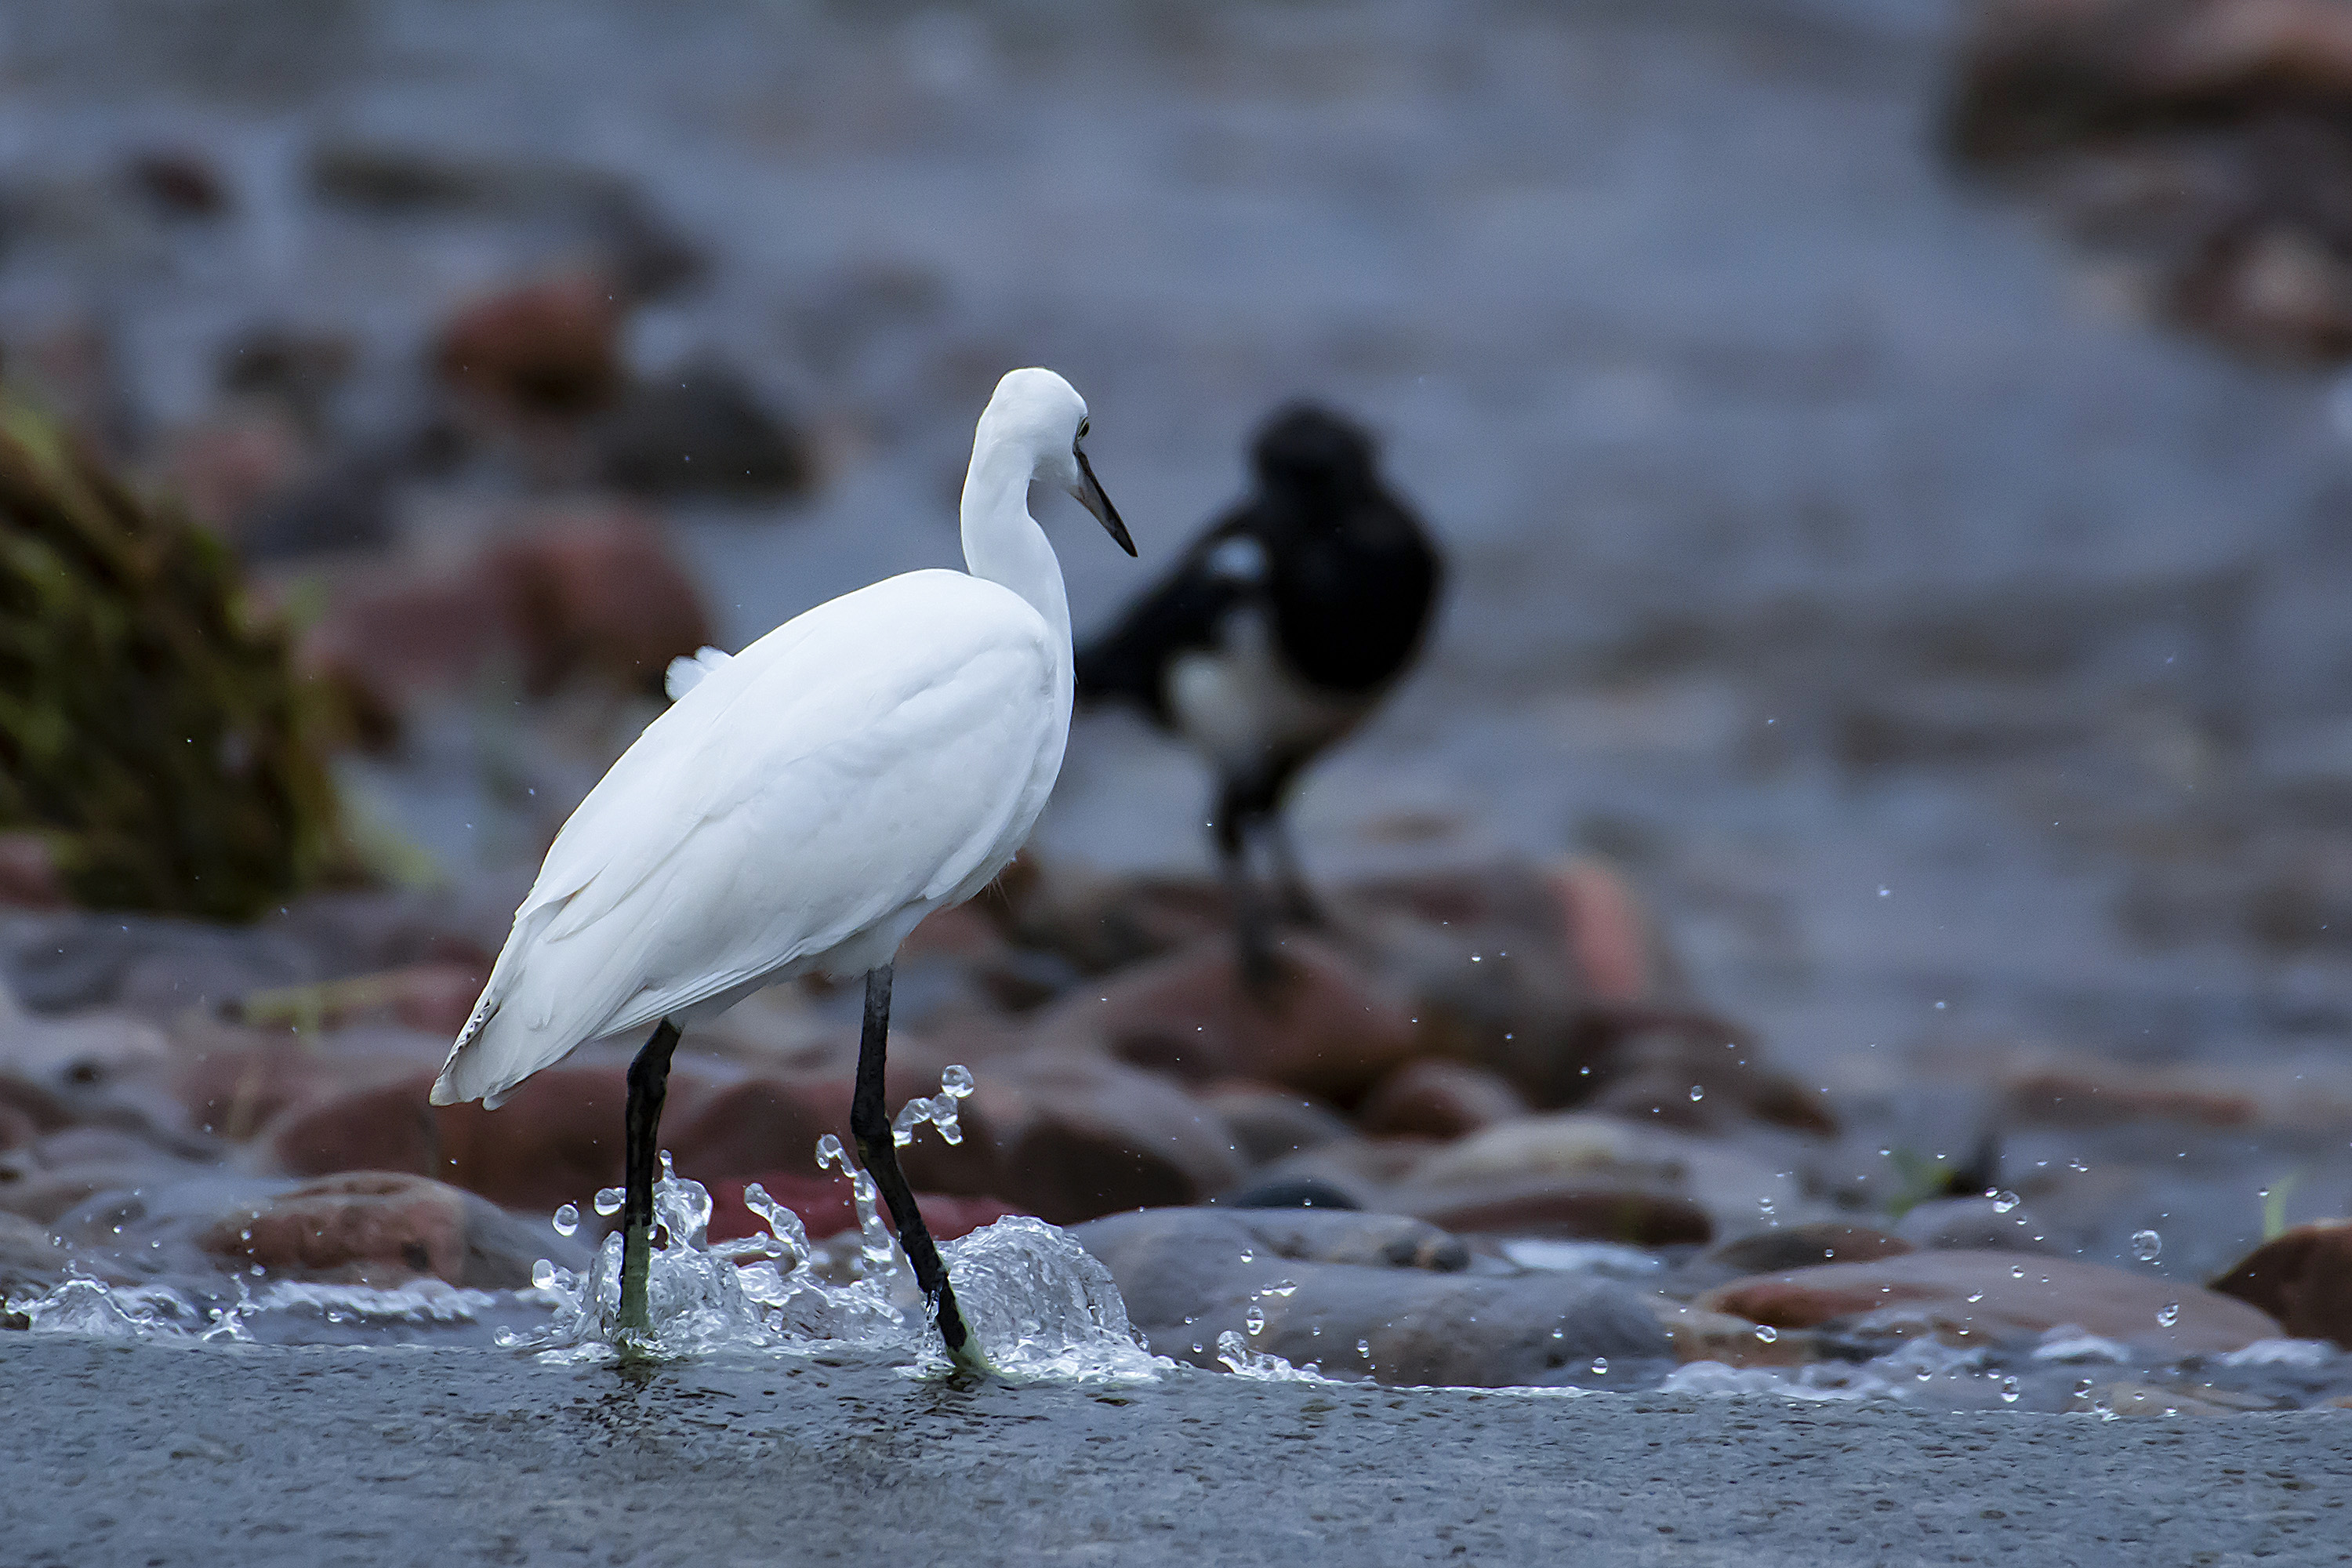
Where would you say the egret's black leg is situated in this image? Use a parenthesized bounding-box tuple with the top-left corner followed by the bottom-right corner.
(848, 964, 981, 1369)
(619, 1016, 681, 1338)
(1213, 776, 1279, 993)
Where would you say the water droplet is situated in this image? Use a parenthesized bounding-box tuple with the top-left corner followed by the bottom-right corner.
(1590, 1356, 1609, 1374)
(551, 1203, 579, 1237)
(1989, 1191, 2020, 1214)
(1688, 1084, 1704, 1102)
(2131, 1229, 2161, 1262)
(2011, 1264, 2026, 1279)
(2156, 1301, 2180, 1328)
(815, 1133, 846, 1171)
(1999, 1376, 2020, 1404)
(942, 1064, 975, 1097)
(593, 1187, 623, 1218)
(1356, 1338, 1371, 1358)
(1754, 1324, 1778, 1343)
(531, 1259, 557, 1290)
(1266, 1279, 1298, 1298)
(1243, 1306, 1266, 1336)
(1966, 1292, 1984, 1303)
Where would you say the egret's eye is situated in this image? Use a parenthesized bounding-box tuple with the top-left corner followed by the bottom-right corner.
(1076, 417, 1090, 441)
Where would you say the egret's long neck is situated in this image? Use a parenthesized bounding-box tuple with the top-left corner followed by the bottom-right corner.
(959, 434, 1072, 648)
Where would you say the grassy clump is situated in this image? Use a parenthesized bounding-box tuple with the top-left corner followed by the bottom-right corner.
(0, 394, 344, 920)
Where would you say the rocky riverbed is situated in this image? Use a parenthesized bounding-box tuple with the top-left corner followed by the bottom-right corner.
(5, 0, 2352, 1464)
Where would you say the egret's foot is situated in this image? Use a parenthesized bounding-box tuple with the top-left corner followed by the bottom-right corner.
(616, 1221, 654, 1345)
(935, 1287, 994, 1377)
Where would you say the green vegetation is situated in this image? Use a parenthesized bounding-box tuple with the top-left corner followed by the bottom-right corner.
(0, 394, 345, 920)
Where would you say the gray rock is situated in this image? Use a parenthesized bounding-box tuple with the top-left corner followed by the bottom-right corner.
(1074, 1207, 1669, 1386)
(0, 1210, 67, 1301)
(1897, 1196, 2061, 1254)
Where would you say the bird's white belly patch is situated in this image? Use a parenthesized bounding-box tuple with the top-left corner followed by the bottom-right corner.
(1167, 612, 1365, 775)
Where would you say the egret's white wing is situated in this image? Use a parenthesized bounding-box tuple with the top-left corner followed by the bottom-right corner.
(434, 571, 1060, 1107)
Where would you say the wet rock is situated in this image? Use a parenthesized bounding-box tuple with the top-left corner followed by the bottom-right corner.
(1896, 1196, 2062, 1254)
(1998, 1053, 2263, 1129)
(1393, 1112, 1803, 1244)
(1037, 933, 1422, 1102)
(1950, 0, 2352, 362)
(997, 868, 1232, 975)
(1221, 1208, 1470, 1272)
(597, 359, 815, 498)
(161, 408, 308, 536)
(433, 274, 623, 418)
(1652, 1300, 1827, 1367)
(970, 1050, 1245, 1224)
(665, 1076, 842, 1185)
(1699, 1250, 2280, 1354)
(1075, 1207, 1669, 1385)
(1704, 1221, 1913, 1275)
(1406, 1183, 1713, 1246)
(1356, 1059, 1528, 1140)
(1544, 858, 1663, 1004)
(303, 510, 711, 713)
(2210, 1221, 2352, 1348)
(484, 511, 713, 699)
(194, 1171, 557, 1289)
(227, 962, 489, 1039)
(702, 1171, 1017, 1246)
(123, 150, 230, 219)
(1198, 1083, 1356, 1164)
(0, 835, 67, 910)
(1220, 1176, 1364, 1211)
(269, 1062, 705, 1220)
(0, 1210, 68, 1299)
(1583, 1022, 1838, 1136)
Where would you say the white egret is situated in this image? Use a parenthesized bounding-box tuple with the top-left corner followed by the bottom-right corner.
(430, 367, 1135, 1362)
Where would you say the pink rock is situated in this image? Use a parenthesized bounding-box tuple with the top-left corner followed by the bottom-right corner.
(434, 274, 623, 418)
(194, 1171, 546, 1288)
(1039, 932, 1422, 1102)
(1700, 1249, 2281, 1354)
(1356, 1059, 1528, 1140)
(2211, 1221, 2352, 1349)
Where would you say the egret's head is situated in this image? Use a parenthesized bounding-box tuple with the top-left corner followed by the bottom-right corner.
(980, 367, 1136, 556)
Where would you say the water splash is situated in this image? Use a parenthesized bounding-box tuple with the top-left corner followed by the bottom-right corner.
(893, 1063, 975, 1148)
(926, 1217, 1163, 1384)
(513, 1142, 1167, 1384)
(1216, 1328, 1323, 1381)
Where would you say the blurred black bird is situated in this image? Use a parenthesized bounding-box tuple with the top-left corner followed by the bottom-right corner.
(1075, 402, 1442, 978)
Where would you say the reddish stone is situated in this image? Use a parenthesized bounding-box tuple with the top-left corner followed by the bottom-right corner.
(163, 409, 306, 533)
(1406, 1181, 1713, 1245)
(1700, 1250, 2281, 1353)
(703, 1171, 1021, 1245)
(1356, 1059, 1528, 1140)
(1040, 932, 1422, 1102)
(229, 963, 489, 1039)
(1704, 1222, 1914, 1274)
(434, 274, 623, 417)
(0, 833, 67, 910)
(485, 511, 712, 697)
(269, 1065, 699, 1218)
(300, 510, 711, 717)
(195, 1171, 546, 1288)
(971, 1049, 1246, 1225)
(1544, 858, 1653, 1004)
(2211, 1221, 2352, 1348)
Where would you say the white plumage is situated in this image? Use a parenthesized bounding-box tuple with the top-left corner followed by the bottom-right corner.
(431, 367, 1132, 1113)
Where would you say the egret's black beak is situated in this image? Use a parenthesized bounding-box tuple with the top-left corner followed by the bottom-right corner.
(1071, 447, 1137, 556)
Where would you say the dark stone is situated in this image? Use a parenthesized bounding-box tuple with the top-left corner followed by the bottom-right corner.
(1221, 1176, 1362, 1211)
(596, 361, 815, 499)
